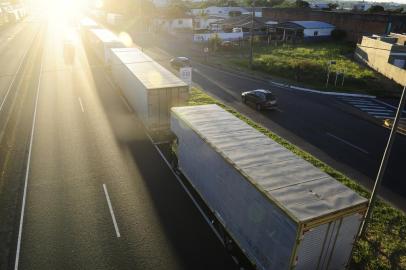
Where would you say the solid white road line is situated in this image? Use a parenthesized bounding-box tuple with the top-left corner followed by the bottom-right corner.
(14, 44, 44, 270)
(78, 97, 84, 112)
(326, 132, 369, 155)
(358, 107, 392, 111)
(357, 107, 390, 111)
(103, 184, 121, 238)
(0, 31, 37, 114)
(368, 112, 393, 115)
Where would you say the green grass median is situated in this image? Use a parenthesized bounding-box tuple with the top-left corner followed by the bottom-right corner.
(188, 87, 406, 269)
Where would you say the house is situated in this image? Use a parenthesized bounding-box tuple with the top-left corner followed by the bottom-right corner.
(274, 21, 335, 42)
(262, 8, 406, 42)
(191, 6, 249, 19)
(214, 15, 270, 33)
(154, 16, 194, 31)
(352, 2, 371, 11)
(193, 15, 225, 31)
(355, 33, 406, 86)
(242, 7, 263, 17)
(309, 2, 330, 9)
(152, 0, 170, 8)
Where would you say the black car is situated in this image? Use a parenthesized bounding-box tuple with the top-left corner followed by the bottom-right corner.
(241, 89, 277, 111)
(170, 57, 191, 70)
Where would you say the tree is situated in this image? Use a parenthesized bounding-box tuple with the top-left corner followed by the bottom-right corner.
(245, 0, 285, 7)
(295, 0, 309, 8)
(368, 5, 385, 13)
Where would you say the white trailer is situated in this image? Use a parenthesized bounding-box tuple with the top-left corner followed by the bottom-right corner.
(111, 48, 189, 134)
(87, 28, 124, 65)
(171, 104, 368, 270)
(79, 17, 99, 43)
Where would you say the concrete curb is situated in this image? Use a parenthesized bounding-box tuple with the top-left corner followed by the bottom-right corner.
(270, 81, 376, 98)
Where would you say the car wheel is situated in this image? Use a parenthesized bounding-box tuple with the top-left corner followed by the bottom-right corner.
(256, 104, 262, 111)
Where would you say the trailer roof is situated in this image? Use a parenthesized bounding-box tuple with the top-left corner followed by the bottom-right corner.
(111, 48, 188, 89)
(80, 17, 98, 28)
(89, 28, 122, 44)
(172, 104, 367, 223)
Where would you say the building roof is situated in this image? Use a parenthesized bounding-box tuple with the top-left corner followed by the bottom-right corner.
(291, 21, 335, 29)
(89, 29, 122, 44)
(215, 14, 268, 29)
(276, 21, 335, 30)
(172, 104, 368, 223)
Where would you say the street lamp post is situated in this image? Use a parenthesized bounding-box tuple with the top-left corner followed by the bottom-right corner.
(249, 0, 255, 69)
(325, 60, 336, 88)
(359, 85, 406, 237)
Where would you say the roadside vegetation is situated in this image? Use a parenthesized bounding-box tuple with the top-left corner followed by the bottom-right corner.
(188, 86, 406, 269)
(214, 42, 401, 97)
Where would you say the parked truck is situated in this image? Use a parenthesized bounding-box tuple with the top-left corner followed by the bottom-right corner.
(111, 48, 189, 136)
(79, 17, 99, 43)
(87, 28, 124, 65)
(170, 104, 368, 270)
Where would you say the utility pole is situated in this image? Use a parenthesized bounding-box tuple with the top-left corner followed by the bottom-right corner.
(249, 0, 255, 69)
(359, 85, 406, 237)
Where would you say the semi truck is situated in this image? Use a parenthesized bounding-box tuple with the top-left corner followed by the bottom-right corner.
(170, 104, 368, 270)
(110, 47, 189, 136)
(79, 17, 99, 43)
(87, 28, 124, 65)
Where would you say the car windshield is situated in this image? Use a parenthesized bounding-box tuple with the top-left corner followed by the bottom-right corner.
(255, 91, 274, 100)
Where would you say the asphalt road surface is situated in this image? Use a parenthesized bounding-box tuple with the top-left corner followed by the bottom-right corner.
(0, 16, 238, 270)
(135, 32, 406, 211)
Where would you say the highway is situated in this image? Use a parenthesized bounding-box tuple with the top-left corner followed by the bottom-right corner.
(135, 32, 406, 211)
(0, 16, 237, 270)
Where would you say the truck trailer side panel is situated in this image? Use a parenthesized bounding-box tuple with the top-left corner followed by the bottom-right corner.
(171, 104, 368, 270)
(172, 112, 298, 270)
(110, 48, 188, 133)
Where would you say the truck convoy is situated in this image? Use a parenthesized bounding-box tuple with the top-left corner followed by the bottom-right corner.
(87, 28, 124, 65)
(171, 104, 368, 270)
(83, 19, 367, 269)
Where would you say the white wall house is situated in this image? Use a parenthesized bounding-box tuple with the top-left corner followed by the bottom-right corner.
(193, 32, 243, 42)
(309, 2, 330, 9)
(192, 6, 249, 18)
(276, 21, 335, 41)
(193, 16, 224, 30)
(152, 0, 170, 8)
(353, 2, 371, 11)
(155, 17, 194, 31)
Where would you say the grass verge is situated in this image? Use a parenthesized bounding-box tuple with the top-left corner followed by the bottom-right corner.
(188, 87, 406, 269)
(215, 42, 401, 97)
